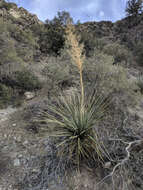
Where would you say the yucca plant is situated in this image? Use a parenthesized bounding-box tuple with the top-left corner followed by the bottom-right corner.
(39, 23, 110, 168)
(137, 74, 143, 94)
(40, 90, 110, 167)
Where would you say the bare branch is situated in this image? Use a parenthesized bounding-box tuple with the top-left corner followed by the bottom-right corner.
(96, 138, 143, 188)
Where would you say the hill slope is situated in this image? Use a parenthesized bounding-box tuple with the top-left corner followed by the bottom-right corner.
(0, 1, 143, 190)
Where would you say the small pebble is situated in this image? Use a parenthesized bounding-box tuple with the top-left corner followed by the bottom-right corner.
(104, 162, 111, 168)
(14, 159, 20, 166)
(23, 140, 29, 146)
(12, 123, 17, 127)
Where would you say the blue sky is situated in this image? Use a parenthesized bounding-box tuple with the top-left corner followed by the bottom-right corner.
(8, 0, 128, 23)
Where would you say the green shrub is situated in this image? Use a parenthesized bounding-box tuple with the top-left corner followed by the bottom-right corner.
(80, 31, 106, 57)
(43, 57, 72, 85)
(0, 34, 22, 65)
(0, 83, 13, 108)
(39, 11, 73, 55)
(15, 29, 38, 47)
(0, 1, 14, 10)
(134, 42, 143, 65)
(14, 70, 42, 91)
(137, 74, 143, 93)
(83, 52, 139, 107)
(41, 55, 79, 97)
(103, 42, 130, 65)
(16, 46, 34, 62)
(39, 25, 64, 55)
(0, 18, 7, 33)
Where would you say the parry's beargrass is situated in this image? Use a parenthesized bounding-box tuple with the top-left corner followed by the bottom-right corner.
(137, 74, 143, 94)
(40, 23, 110, 167)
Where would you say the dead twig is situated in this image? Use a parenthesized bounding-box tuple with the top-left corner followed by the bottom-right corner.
(96, 138, 143, 189)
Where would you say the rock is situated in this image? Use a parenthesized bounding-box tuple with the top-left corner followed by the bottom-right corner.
(24, 92, 35, 100)
(23, 140, 29, 146)
(12, 123, 16, 127)
(18, 154, 23, 158)
(104, 162, 111, 168)
(14, 159, 20, 166)
(14, 136, 21, 142)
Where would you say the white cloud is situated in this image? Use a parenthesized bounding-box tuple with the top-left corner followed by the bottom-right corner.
(99, 11, 104, 17)
(10, 0, 127, 22)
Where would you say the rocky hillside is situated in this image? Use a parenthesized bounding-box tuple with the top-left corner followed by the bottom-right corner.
(78, 13, 143, 65)
(0, 0, 42, 26)
(1, 1, 143, 190)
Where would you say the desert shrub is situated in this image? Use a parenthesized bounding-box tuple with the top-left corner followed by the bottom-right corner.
(0, 18, 7, 33)
(0, 33, 22, 65)
(93, 38, 107, 51)
(43, 59, 71, 85)
(1, 21, 38, 63)
(80, 32, 95, 57)
(134, 41, 143, 65)
(80, 30, 107, 57)
(30, 23, 46, 36)
(83, 52, 139, 107)
(0, 21, 26, 65)
(103, 42, 130, 65)
(137, 74, 143, 93)
(5, 23, 38, 62)
(16, 45, 34, 62)
(14, 70, 42, 91)
(40, 11, 73, 55)
(0, 83, 13, 108)
(0, 19, 40, 91)
(39, 24, 64, 55)
(0, 1, 14, 10)
(14, 29, 38, 47)
(5, 20, 17, 34)
(41, 56, 78, 98)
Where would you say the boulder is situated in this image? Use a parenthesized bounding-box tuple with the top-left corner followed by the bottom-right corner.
(24, 92, 35, 100)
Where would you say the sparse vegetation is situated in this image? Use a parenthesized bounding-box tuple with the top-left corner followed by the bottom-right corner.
(0, 83, 13, 108)
(137, 74, 143, 93)
(103, 42, 131, 65)
(14, 70, 42, 91)
(0, 16, 41, 107)
(0, 1, 15, 10)
(1, 1, 143, 189)
(134, 41, 143, 65)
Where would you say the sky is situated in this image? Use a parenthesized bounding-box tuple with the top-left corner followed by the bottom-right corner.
(8, 0, 128, 23)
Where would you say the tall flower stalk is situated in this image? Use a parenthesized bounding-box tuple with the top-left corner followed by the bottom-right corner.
(65, 23, 85, 106)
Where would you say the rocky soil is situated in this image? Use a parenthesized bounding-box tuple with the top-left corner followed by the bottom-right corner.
(0, 85, 143, 190)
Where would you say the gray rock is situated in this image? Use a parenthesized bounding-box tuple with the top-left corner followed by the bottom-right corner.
(14, 158, 20, 166)
(104, 162, 111, 168)
(12, 123, 17, 127)
(24, 92, 35, 100)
